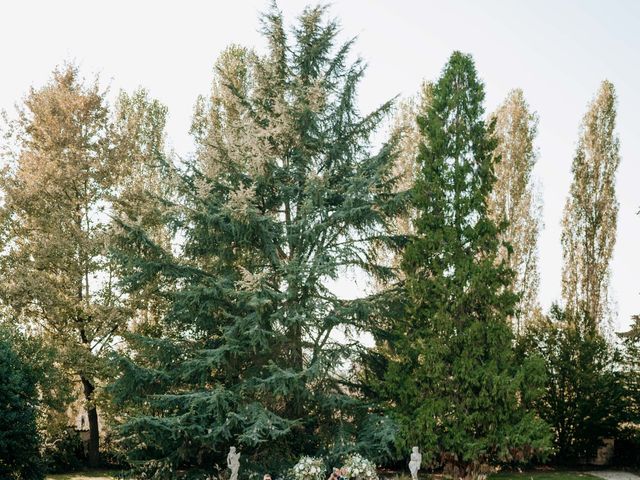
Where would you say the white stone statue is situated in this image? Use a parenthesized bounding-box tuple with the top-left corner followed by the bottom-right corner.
(408, 446, 422, 480)
(227, 446, 241, 480)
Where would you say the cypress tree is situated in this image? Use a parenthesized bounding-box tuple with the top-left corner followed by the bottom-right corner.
(374, 52, 550, 479)
(110, 5, 400, 477)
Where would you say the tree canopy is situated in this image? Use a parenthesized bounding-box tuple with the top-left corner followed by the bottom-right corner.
(109, 5, 402, 477)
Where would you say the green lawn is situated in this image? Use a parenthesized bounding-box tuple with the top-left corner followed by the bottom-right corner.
(45, 470, 599, 480)
(490, 472, 597, 480)
(45, 471, 119, 480)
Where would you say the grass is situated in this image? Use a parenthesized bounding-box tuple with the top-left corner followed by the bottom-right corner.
(44, 470, 602, 480)
(45, 471, 119, 480)
(489, 472, 598, 480)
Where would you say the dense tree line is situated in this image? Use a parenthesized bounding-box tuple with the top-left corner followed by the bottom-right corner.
(0, 4, 637, 480)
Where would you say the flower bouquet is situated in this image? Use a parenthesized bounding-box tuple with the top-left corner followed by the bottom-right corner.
(341, 453, 378, 480)
(291, 456, 326, 480)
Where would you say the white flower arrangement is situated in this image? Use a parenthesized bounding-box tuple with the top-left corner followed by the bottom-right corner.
(291, 456, 326, 480)
(341, 453, 378, 480)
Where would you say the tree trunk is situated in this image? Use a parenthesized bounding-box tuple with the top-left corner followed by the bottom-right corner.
(81, 375, 100, 468)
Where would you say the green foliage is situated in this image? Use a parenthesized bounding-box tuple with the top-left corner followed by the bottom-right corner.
(0, 322, 73, 408)
(45, 472, 119, 480)
(369, 52, 551, 478)
(0, 331, 44, 480)
(0, 5, 634, 479)
(620, 315, 640, 426)
(41, 429, 85, 474)
(109, 4, 401, 478)
(0, 323, 78, 474)
(613, 424, 640, 467)
(0, 65, 169, 467)
(614, 316, 640, 466)
(516, 305, 627, 463)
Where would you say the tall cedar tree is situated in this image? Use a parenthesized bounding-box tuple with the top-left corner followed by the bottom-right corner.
(0, 66, 167, 466)
(374, 53, 550, 480)
(488, 90, 542, 334)
(561, 81, 620, 329)
(110, 5, 401, 477)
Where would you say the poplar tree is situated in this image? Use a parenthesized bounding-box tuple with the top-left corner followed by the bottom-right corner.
(374, 82, 433, 281)
(110, 5, 400, 477)
(488, 90, 542, 334)
(375, 52, 550, 479)
(111, 88, 173, 332)
(0, 66, 168, 466)
(561, 81, 620, 328)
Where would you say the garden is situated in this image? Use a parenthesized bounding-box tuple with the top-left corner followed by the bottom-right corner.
(1, 2, 639, 480)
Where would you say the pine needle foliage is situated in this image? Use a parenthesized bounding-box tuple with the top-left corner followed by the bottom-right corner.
(370, 52, 551, 480)
(109, 4, 402, 477)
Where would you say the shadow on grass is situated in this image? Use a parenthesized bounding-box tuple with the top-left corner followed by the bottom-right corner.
(489, 472, 598, 480)
(45, 470, 120, 480)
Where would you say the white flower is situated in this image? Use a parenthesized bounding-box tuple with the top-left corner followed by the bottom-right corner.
(341, 454, 378, 480)
(291, 456, 325, 480)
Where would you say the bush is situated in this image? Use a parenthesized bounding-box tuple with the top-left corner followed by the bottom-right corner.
(0, 335, 44, 480)
(100, 430, 130, 469)
(517, 305, 627, 464)
(612, 425, 640, 467)
(41, 427, 85, 473)
(0, 323, 75, 473)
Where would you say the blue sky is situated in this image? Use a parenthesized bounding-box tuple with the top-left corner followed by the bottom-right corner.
(1, 0, 638, 331)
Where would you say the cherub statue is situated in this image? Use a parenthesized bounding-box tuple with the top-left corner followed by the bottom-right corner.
(227, 446, 241, 480)
(409, 446, 422, 480)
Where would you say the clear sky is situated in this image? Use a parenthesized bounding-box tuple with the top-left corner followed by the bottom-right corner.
(1, 0, 638, 331)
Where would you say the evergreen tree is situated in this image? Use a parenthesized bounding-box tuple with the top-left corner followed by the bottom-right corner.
(562, 81, 620, 329)
(373, 82, 433, 285)
(110, 5, 400, 477)
(373, 52, 550, 480)
(622, 315, 640, 424)
(488, 90, 542, 334)
(0, 321, 74, 472)
(0, 331, 44, 480)
(517, 306, 626, 463)
(617, 314, 640, 464)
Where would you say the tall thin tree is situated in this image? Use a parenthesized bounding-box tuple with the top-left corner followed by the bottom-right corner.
(561, 80, 620, 328)
(376, 82, 433, 279)
(488, 89, 542, 334)
(372, 52, 550, 480)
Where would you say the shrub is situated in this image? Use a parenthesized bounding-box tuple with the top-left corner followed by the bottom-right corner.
(612, 425, 640, 467)
(517, 305, 627, 463)
(0, 335, 44, 479)
(41, 427, 85, 473)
